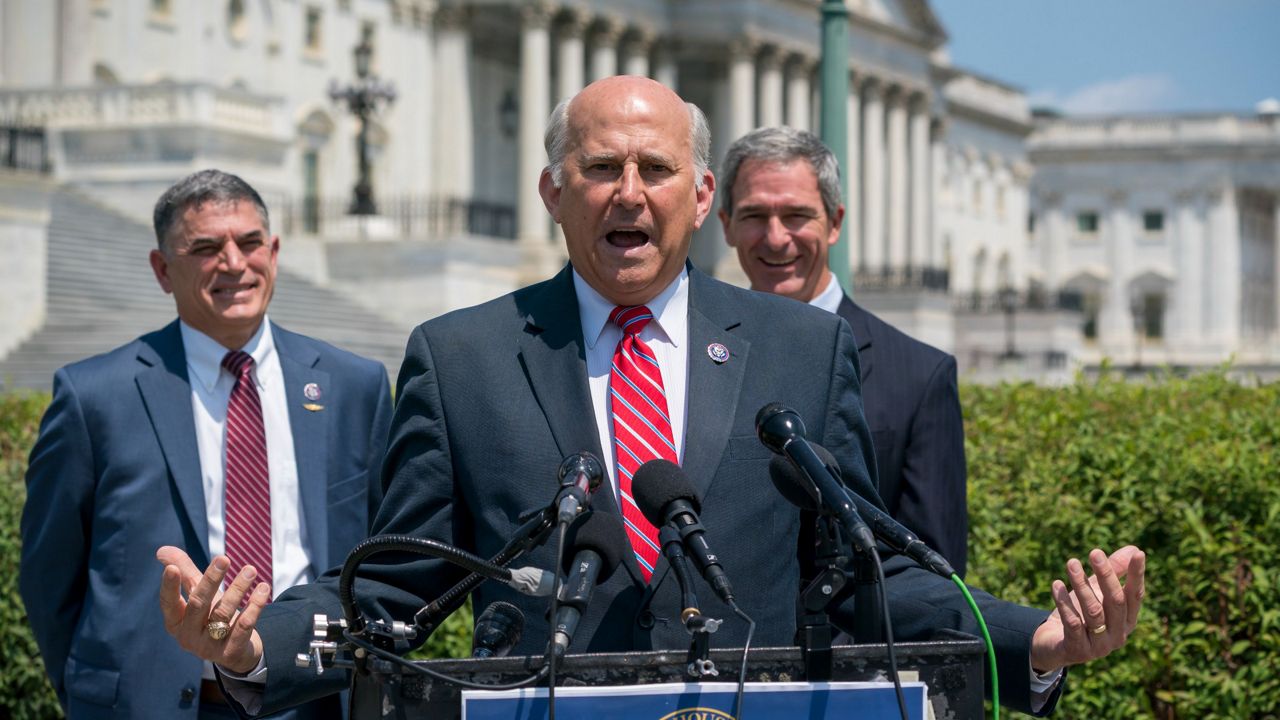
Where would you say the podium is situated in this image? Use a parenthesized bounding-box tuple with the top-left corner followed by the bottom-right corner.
(349, 631, 986, 719)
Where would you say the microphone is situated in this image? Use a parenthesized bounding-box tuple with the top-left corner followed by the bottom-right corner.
(472, 601, 525, 658)
(769, 445, 956, 578)
(556, 452, 605, 525)
(755, 404, 877, 554)
(658, 524, 702, 627)
(632, 460, 735, 604)
(551, 512, 625, 657)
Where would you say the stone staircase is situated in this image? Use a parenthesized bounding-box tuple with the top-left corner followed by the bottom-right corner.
(0, 188, 409, 390)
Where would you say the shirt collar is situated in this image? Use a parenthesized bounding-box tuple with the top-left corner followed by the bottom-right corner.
(809, 273, 844, 315)
(573, 267, 689, 350)
(180, 317, 275, 393)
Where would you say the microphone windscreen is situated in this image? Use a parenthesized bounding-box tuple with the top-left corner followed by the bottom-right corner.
(632, 459, 700, 527)
(472, 600, 524, 656)
(767, 455, 822, 511)
(563, 511, 626, 577)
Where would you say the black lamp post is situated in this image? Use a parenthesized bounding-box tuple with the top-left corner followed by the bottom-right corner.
(999, 285, 1021, 360)
(1129, 291, 1146, 370)
(329, 39, 396, 216)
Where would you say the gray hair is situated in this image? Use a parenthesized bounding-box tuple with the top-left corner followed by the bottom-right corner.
(152, 169, 270, 250)
(544, 95, 712, 189)
(719, 126, 842, 219)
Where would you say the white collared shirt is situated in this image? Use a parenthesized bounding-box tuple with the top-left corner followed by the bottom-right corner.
(573, 268, 689, 497)
(809, 272, 844, 314)
(181, 318, 311, 598)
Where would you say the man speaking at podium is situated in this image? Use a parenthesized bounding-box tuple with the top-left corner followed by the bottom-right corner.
(158, 76, 1145, 717)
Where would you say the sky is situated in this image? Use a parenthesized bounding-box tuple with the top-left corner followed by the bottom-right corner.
(929, 0, 1280, 115)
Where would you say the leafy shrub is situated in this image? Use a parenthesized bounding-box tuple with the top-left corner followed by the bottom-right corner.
(963, 372, 1280, 719)
(3, 371, 1278, 718)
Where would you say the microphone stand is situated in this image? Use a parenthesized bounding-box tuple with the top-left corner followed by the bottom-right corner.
(798, 515, 849, 681)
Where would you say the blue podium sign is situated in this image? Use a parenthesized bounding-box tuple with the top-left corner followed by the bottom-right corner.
(462, 680, 928, 720)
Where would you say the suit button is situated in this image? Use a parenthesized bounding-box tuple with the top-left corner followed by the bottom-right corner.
(637, 610, 656, 629)
(180, 686, 196, 703)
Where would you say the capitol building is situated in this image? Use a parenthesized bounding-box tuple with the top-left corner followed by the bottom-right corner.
(1, 0, 1278, 387)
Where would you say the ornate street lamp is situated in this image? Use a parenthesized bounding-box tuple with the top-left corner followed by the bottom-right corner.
(999, 285, 1021, 360)
(329, 39, 396, 216)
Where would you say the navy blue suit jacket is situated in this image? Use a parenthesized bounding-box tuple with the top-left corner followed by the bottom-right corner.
(20, 320, 392, 720)
(837, 295, 968, 577)
(248, 266, 1056, 716)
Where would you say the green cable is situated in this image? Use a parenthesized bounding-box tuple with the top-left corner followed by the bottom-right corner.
(952, 574, 999, 720)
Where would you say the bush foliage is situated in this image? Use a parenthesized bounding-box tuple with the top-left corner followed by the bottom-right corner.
(2, 371, 1277, 718)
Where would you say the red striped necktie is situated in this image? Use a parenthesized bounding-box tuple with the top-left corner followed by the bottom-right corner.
(608, 305, 678, 582)
(222, 350, 272, 601)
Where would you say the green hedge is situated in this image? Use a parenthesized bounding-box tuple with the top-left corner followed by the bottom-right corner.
(3, 372, 1278, 718)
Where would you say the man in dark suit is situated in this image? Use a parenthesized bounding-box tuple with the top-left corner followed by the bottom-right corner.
(158, 78, 1144, 717)
(20, 169, 392, 719)
(719, 126, 968, 576)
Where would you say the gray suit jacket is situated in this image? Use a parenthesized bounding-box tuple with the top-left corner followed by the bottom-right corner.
(250, 266, 1057, 716)
(20, 320, 392, 720)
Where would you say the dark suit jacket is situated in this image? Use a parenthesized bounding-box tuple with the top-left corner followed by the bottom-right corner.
(20, 320, 392, 720)
(249, 266, 1057, 716)
(837, 295, 968, 577)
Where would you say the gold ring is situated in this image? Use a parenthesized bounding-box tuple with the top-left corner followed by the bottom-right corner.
(205, 621, 230, 641)
(1090, 623, 1107, 635)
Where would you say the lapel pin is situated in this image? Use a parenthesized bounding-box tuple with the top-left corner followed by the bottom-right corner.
(303, 382, 322, 402)
(706, 342, 730, 364)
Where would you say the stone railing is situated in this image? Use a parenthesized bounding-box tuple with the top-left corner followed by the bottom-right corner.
(944, 72, 1030, 123)
(0, 83, 287, 138)
(1030, 113, 1280, 149)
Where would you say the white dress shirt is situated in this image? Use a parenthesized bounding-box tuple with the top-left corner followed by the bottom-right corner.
(573, 268, 690, 497)
(182, 319, 312, 597)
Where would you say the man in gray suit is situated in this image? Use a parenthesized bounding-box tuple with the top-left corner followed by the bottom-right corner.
(719, 126, 968, 577)
(21, 170, 391, 719)
(158, 77, 1145, 717)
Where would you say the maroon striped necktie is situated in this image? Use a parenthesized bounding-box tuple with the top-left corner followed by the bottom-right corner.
(222, 350, 272, 601)
(609, 305, 677, 582)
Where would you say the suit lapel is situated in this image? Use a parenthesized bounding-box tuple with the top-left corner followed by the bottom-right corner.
(274, 325, 331, 575)
(135, 321, 210, 565)
(838, 294, 874, 383)
(681, 270, 749, 501)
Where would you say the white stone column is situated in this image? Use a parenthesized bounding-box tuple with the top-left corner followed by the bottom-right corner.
(785, 56, 813, 130)
(589, 19, 621, 82)
(621, 29, 652, 78)
(1208, 184, 1242, 349)
(1100, 191, 1134, 356)
(518, 4, 553, 254)
(432, 5, 474, 202)
(728, 39, 757, 145)
(885, 87, 909, 272)
(929, 118, 947, 269)
(861, 78, 885, 273)
(654, 45, 678, 89)
(908, 93, 930, 272)
(556, 11, 587, 102)
(1173, 190, 1204, 346)
(758, 48, 783, 128)
(1040, 192, 1065, 289)
(58, 0, 93, 85)
(845, 72, 862, 271)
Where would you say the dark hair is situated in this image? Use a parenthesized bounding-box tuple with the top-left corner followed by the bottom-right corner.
(152, 169, 270, 249)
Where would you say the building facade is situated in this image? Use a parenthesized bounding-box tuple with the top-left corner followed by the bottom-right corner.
(2, 0, 1275, 382)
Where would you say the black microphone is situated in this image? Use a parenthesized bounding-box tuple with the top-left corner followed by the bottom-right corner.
(769, 445, 956, 578)
(472, 601, 525, 658)
(556, 452, 605, 525)
(551, 512, 625, 657)
(632, 459, 735, 604)
(755, 403, 877, 554)
(658, 524, 702, 627)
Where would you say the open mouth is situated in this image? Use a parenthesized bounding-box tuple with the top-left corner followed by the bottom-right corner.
(760, 256, 799, 268)
(606, 230, 650, 248)
(212, 282, 258, 296)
